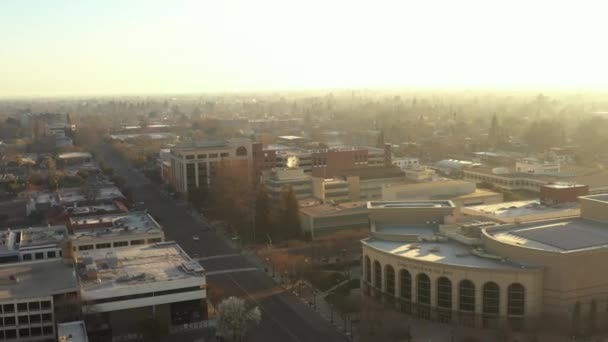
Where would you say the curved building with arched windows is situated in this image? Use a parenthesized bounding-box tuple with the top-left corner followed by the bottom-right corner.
(362, 196, 608, 332)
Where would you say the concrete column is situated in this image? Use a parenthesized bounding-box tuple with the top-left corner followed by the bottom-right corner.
(430, 276, 437, 308)
(411, 272, 418, 304)
(452, 278, 459, 311)
(475, 282, 484, 328)
(194, 162, 199, 188)
(500, 284, 508, 317)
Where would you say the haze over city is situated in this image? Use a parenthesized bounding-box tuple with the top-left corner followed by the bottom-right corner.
(3, 0, 608, 97)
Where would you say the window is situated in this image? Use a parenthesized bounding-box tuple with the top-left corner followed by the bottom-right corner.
(373, 261, 382, 299)
(130, 239, 145, 246)
(384, 265, 395, 302)
(96, 243, 111, 249)
(209, 153, 218, 158)
(30, 315, 41, 323)
(399, 269, 412, 313)
(41, 313, 52, 323)
(28, 302, 39, 311)
(18, 315, 28, 325)
(17, 303, 27, 312)
(236, 146, 247, 156)
(196, 154, 207, 159)
(437, 277, 452, 309)
(220, 152, 229, 157)
(5, 330, 16, 339)
(78, 245, 93, 251)
(42, 326, 53, 335)
(3, 304, 14, 314)
(31, 327, 42, 336)
(19, 328, 30, 337)
(186, 155, 195, 160)
(417, 273, 431, 320)
(4, 316, 15, 326)
(22, 254, 32, 261)
(40, 301, 51, 310)
(46, 251, 56, 258)
(507, 283, 525, 316)
(483, 282, 500, 315)
(113, 241, 128, 248)
(417, 273, 431, 305)
(148, 238, 162, 244)
(459, 280, 475, 312)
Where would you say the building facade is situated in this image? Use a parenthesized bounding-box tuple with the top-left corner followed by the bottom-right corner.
(169, 139, 253, 194)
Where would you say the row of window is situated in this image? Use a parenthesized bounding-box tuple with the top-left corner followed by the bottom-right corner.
(0, 313, 53, 326)
(84, 285, 203, 305)
(365, 258, 525, 317)
(75, 238, 161, 251)
(0, 325, 53, 340)
(0, 302, 51, 315)
(21, 250, 61, 261)
(185, 152, 233, 160)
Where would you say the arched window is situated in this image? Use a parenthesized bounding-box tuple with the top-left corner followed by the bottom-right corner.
(507, 283, 525, 316)
(236, 146, 247, 156)
(417, 273, 431, 319)
(482, 282, 500, 315)
(437, 277, 452, 309)
(384, 265, 395, 303)
(373, 261, 382, 298)
(417, 273, 431, 305)
(437, 277, 453, 323)
(400, 269, 412, 313)
(459, 280, 475, 312)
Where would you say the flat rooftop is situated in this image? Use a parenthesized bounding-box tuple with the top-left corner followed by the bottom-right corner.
(76, 242, 204, 293)
(57, 321, 88, 342)
(363, 235, 537, 270)
(0, 226, 68, 254)
(488, 218, 608, 252)
(368, 200, 455, 209)
(465, 200, 579, 218)
(542, 183, 586, 189)
(300, 201, 367, 217)
(0, 260, 78, 300)
(70, 211, 162, 237)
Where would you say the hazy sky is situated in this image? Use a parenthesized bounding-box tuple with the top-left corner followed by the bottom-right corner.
(2, 0, 608, 97)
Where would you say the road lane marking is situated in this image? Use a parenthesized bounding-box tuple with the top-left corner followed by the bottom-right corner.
(196, 253, 241, 261)
(206, 267, 259, 276)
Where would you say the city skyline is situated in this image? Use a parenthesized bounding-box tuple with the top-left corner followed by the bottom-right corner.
(3, 0, 608, 97)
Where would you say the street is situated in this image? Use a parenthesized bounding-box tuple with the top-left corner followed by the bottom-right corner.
(95, 144, 346, 342)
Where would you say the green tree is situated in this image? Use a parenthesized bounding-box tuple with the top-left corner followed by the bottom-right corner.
(281, 186, 301, 240)
(254, 186, 273, 243)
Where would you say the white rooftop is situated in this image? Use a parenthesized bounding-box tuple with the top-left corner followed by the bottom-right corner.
(0, 260, 78, 300)
(57, 321, 88, 342)
(0, 226, 68, 255)
(70, 212, 162, 239)
(465, 200, 579, 219)
(76, 242, 204, 293)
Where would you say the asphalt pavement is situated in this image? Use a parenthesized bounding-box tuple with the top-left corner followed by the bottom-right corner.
(95, 144, 346, 342)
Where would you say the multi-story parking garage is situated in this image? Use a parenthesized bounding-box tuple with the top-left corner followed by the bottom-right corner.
(361, 196, 608, 333)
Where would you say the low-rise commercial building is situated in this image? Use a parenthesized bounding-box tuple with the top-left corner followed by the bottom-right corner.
(261, 168, 312, 201)
(26, 186, 125, 216)
(76, 242, 207, 338)
(0, 226, 68, 264)
(0, 260, 79, 341)
(299, 201, 368, 237)
(68, 212, 164, 254)
(462, 200, 580, 224)
(382, 180, 503, 207)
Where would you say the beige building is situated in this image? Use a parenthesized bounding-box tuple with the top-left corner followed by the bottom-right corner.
(299, 201, 368, 237)
(362, 196, 608, 333)
(262, 167, 312, 201)
(382, 180, 503, 208)
(168, 139, 252, 194)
